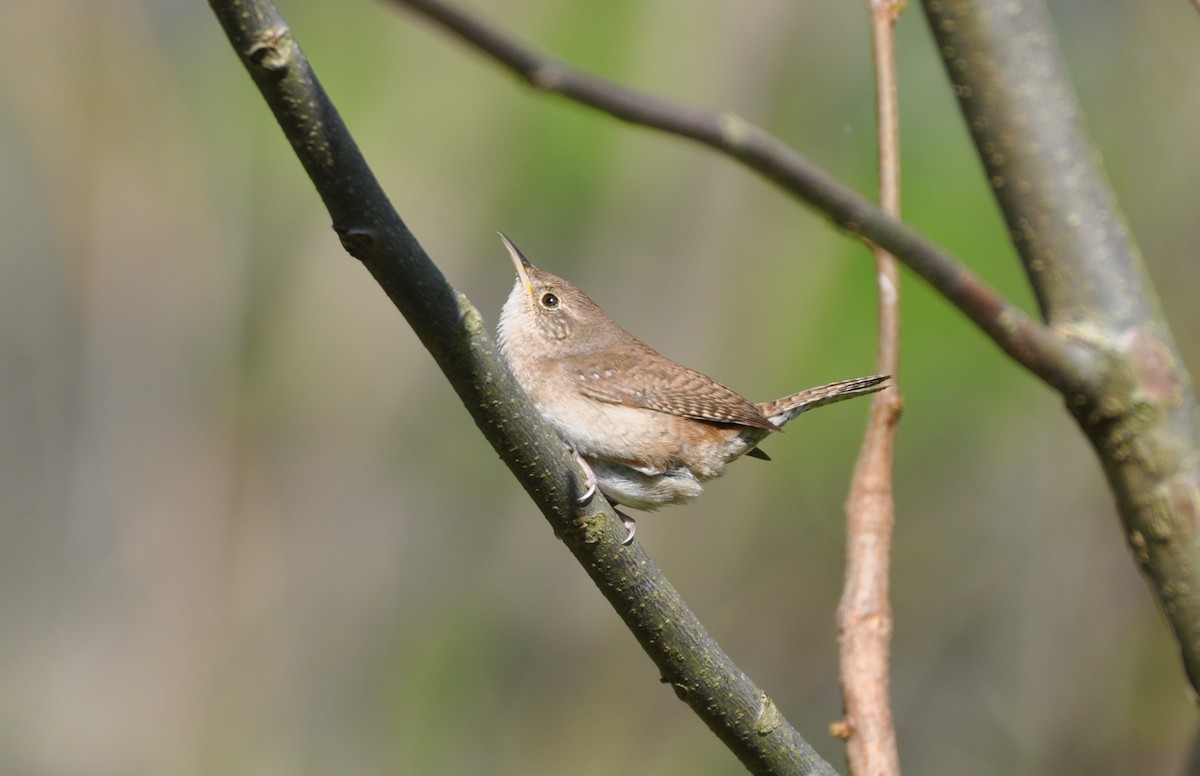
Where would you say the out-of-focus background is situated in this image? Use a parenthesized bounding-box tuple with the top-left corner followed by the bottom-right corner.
(2, 1, 1198, 773)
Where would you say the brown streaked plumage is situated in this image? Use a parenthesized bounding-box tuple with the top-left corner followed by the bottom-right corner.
(495, 233, 887, 539)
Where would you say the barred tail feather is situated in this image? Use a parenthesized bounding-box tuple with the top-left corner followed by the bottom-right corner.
(757, 375, 889, 428)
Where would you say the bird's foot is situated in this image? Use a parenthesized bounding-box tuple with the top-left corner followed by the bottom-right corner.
(565, 446, 633, 544)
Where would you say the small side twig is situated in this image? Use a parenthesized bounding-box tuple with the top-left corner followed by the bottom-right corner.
(385, 0, 1097, 393)
(836, 3, 904, 774)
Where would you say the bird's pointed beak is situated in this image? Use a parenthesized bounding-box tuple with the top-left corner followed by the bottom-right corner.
(497, 232, 535, 299)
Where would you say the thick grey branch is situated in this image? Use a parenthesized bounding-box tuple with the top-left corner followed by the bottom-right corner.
(207, 0, 839, 772)
(385, 0, 1096, 394)
(923, 0, 1200, 696)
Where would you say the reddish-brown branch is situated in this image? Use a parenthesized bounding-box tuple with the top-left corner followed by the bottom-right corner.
(836, 2, 904, 774)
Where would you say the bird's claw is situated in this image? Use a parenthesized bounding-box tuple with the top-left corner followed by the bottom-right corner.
(617, 509, 636, 545)
(570, 446, 597, 504)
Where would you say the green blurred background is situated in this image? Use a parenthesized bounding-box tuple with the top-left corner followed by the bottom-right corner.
(2, 1, 1199, 774)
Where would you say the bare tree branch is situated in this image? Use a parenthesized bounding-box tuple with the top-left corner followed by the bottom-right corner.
(836, 1, 905, 772)
(206, 1, 841, 772)
(923, 0, 1200, 696)
(384, 0, 1099, 394)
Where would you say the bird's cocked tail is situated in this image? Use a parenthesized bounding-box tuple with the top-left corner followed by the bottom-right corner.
(757, 375, 889, 428)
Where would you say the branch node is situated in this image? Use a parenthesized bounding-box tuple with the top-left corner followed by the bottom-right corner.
(717, 111, 751, 151)
(527, 63, 564, 91)
(663, 676, 694, 699)
(872, 0, 907, 22)
(246, 26, 293, 77)
(335, 225, 376, 258)
(456, 295, 487, 337)
(579, 510, 608, 544)
(753, 693, 784, 735)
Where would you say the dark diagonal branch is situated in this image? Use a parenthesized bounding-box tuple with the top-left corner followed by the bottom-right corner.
(923, 0, 1200, 696)
(836, 2, 904, 774)
(385, 0, 1097, 394)
(207, 1, 839, 772)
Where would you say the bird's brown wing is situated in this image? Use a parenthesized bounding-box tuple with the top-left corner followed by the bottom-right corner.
(574, 344, 776, 430)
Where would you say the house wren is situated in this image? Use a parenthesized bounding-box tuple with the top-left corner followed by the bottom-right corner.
(496, 233, 887, 541)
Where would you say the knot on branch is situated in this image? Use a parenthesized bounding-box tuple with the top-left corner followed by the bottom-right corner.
(246, 26, 294, 79)
(753, 692, 784, 735)
(334, 225, 376, 258)
(1143, 475, 1200, 544)
(716, 111, 750, 151)
(1123, 327, 1185, 407)
(526, 63, 564, 91)
(1060, 324, 1188, 446)
(456, 295, 487, 338)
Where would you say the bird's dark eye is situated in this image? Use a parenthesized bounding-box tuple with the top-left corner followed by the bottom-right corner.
(540, 292, 560, 309)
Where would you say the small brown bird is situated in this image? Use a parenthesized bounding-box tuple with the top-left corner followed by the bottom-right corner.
(496, 233, 886, 541)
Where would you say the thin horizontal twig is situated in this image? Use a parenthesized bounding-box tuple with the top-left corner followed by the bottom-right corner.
(386, 0, 1097, 394)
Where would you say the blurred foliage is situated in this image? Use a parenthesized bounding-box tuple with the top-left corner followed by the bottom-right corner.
(1, 0, 1198, 774)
